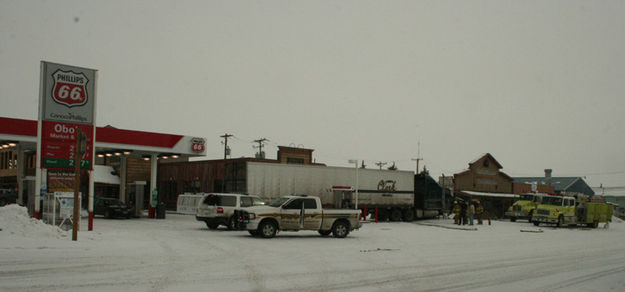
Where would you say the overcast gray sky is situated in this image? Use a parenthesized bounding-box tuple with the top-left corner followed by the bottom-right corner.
(1, 1, 624, 187)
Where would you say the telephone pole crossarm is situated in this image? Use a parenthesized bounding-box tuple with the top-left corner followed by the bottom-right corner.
(220, 133, 233, 160)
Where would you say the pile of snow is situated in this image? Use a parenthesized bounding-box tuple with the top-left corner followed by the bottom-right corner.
(0, 205, 68, 239)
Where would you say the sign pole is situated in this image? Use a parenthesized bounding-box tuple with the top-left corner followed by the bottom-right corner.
(72, 128, 85, 241)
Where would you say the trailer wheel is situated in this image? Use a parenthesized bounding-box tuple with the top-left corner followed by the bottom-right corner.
(402, 209, 415, 222)
(390, 208, 403, 222)
(332, 221, 349, 238)
(557, 215, 564, 227)
(258, 220, 277, 238)
(377, 209, 389, 222)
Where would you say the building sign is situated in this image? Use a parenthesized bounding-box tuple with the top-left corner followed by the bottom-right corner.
(41, 121, 93, 169)
(39, 61, 96, 170)
(41, 62, 96, 124)
(191, 137, 205, 153)
(48, 170, 77, 192)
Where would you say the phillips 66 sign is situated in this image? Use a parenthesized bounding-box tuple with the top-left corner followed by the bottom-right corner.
(41, 61, 96, 124)
(40, 61, 97, 170)
(51, 70, 89, 107)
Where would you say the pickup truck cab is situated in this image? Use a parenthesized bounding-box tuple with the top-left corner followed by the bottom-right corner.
(239, 195, 361, 238)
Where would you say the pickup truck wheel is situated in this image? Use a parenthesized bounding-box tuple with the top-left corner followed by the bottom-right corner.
(390, 208, 403, 222)
(259, 221, 277, 238)
(557, 215, 564, 227)
(332, 221, 349, 238)
(318, 230, 332, 236)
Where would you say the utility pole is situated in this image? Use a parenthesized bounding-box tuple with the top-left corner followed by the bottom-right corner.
(72, 128, 86, 241)
(375, 161, 387, 170)
(220, 133, 233, 160)
(253, 138, 269, 158)
(411, 158, 422, 174)
(411, 141, 422, 174)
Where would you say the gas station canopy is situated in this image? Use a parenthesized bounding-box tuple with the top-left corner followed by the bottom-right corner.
(0, 116, 207, 159)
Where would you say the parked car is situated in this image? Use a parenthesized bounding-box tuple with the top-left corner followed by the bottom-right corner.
(94, 197, 132, 219)
(0, 189, 18, 207)
(195, 193, 265, 230)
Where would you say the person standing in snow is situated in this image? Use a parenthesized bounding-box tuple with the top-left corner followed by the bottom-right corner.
(460, 201, 467, 225)
(475, 201, 484, 225)
(468, 202, 475, 226)
(452, 201, 461, 224)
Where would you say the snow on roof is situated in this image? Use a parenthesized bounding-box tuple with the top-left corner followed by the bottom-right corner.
(94, 165, 120, 185)
(460, 190, 520, 199)
(514, 177, 579, 191)
(592, 186, 625, 197)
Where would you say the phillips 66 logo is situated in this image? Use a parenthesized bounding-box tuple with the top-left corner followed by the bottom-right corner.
(191, 138, 205, 153)
(51, 69, 89, 107)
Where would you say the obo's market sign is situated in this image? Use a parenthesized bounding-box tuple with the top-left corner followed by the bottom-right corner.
(40, 61, 97, 170)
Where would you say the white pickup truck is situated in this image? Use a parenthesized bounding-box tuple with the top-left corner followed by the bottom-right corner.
(236, 195, 362, 238)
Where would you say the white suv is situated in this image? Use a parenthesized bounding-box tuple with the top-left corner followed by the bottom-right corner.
(195, 193, 265, 230)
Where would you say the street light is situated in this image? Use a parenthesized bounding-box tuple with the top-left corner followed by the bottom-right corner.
(348, 159, 359, 209)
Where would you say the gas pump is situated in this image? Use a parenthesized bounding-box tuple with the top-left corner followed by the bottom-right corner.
(129, 181, 146, 218)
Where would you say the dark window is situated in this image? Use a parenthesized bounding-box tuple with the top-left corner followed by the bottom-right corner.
(203, 194, 237, 206)
(287, 158, 305, 164)
(240, 197, 252, 207)
(183, 180, 201, 193)
(204, 195, 219, 205)
(303, 199, 317, 209)
(221, 195, 236, 206)
(283, 199, 303, 209)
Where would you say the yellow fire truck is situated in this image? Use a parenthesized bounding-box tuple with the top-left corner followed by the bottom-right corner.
(531, 194, 613, 228)
(505, 193, 546, 222)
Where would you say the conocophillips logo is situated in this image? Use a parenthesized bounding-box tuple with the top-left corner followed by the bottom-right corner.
(191, 137, 205, 153)
(51, 69, 89, 107)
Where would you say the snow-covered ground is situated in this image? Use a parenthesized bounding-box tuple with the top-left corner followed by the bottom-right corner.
(1, 205, 624, 292)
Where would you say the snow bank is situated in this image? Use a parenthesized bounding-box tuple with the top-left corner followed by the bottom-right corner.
(0, 205, 68, 239)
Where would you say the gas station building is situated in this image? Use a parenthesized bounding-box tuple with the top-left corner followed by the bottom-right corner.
(0, 116, 207, 222)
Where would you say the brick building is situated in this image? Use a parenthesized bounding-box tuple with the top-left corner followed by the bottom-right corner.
(157, 146, 325, 209)
(453, 153, 553, 218)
